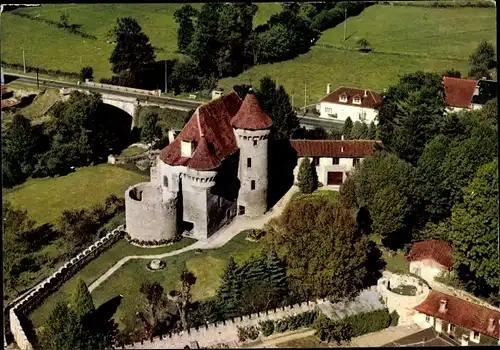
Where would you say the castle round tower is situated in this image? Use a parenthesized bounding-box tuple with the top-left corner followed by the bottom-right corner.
(231, 88, 273, 217)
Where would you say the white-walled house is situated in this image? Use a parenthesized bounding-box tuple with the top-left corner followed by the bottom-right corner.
(290, 139, 380, 190)
(406, 240, 453, 283)
(443, 77, 497, 113)
(317, 85, 381, 124)
(413, 290, 500, 345)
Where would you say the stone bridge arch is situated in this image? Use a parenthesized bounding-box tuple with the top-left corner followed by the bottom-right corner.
(99, 93, 139, 129)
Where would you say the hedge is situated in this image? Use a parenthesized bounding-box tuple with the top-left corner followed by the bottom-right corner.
(1, 61, 80, 79)
(258, 310, 320, 337)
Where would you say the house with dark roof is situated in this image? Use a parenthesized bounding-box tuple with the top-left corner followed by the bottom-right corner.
(443, 76, 497, 113)
(413, 290, 500, 346)
(317, 85, 381, 124)
(406, 240, 453, 283)
(125, 89, 274, 242)
(290, 139, 380, 190)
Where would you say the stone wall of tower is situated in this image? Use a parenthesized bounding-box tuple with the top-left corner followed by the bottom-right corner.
(234, 128, 270, 216)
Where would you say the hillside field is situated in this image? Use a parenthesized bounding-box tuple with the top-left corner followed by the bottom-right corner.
(1, 3, 281, 80)
(219, 5, 496, 104)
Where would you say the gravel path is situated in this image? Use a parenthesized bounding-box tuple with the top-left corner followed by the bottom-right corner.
(89, 186, 299, 293)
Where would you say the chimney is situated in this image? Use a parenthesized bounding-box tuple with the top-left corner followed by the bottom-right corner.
(364, 90, 368, 98)
(341, 134, 344, 141)
(487, 318, 495, 332)
(327, 84, 331, 95)
(439, 299, 448, 313)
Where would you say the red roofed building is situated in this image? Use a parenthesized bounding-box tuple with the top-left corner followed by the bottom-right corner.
(290, 139, 380, 189)
(443, 76, 478, 112)
(317, 85, 381, 125)
(407, 240, 453, 283)
(413, 290, 500, 345)
(125, 89, 273, 242)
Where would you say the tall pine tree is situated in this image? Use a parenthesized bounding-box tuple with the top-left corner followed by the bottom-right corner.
(72, 279, 95, 320)
(297, 157, 317, 194)
(342, 117, 353, 140)
(367, 121, 377, 140)
(217, 257, 241, 316)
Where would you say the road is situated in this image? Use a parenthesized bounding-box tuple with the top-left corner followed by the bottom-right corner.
(5, 73, 340, 130)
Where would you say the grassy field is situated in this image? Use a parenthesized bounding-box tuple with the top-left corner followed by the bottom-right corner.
(219, 4, 495, 104)
(291, 189, 339, 202)
(29, 237, 197, 328)
(118, 145, 147, 158)
(3, 164, 149, 226)
(1, 4, 281, 80)
(84, 230, 264, 329)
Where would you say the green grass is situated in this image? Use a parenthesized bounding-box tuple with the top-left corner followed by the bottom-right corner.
(118, 146, 147, 158)
(1, 4, 281, 81)
(28, 237, 197, 328)
(292, 189, 339, 202)
(219, 5, 495, 104)
(3, 164, 148, 226)
(83, 231, 264, 329)
(369, 233, 409, 274)
(276, 335, 335, 348)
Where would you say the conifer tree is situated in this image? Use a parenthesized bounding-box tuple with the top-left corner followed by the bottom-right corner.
(266, 251, 287, 297)
(297, 157, 316, 194)
(367, 121, 377, 140)
(72, 279, 95, 320)
(217, 257, 241, 316)
(342, 117, 353, 140)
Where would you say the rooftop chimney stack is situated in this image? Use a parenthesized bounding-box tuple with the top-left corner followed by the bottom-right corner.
(327, 84, 331, 95)
(364, 90, 368, 98)
(341, 134, 344, 141)
(439, 299, 448, 313)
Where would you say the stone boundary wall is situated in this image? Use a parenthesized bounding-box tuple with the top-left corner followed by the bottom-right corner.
(83, 80, 161, 96)
(6, 225, 126, 350)
(120, 299, 327, 349)
(377, 271, 430, 325)
(108, 150, 160, 165)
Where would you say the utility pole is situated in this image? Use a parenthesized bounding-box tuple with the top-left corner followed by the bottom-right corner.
(165, 61, 169, 93)
(291, 90, 294, 109)
(22, 47, 26, 74)
(36, 67, 39, 87)
(343, 7, 347, 41)
(304, 80, 307, 110)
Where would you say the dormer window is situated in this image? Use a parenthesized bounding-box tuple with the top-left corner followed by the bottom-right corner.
(353, 95, 361, 105)
(181, 140, 195, 158)
(339, 93, 348, 103)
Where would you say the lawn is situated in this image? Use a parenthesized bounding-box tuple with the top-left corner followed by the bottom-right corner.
(118, 145, 147, 158)
(369, 233, 409, 274)
(275, 335, 335, 348)
(291, 189, 339, 202)
(28, 237, 197, 328)
(3, 164, 149, 226)
(219, 4, 494, 104)
(84, 230, 264, 330)
(1, 4, 281, 81)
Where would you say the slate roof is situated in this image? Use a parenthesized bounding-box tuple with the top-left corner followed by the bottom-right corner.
(187, 135, 221, 171)
(230, 89, 273, 130)
(406, 240, 453, 269)
(289, 140, 380, 158)
(319, 87, 381, 109)
(159, 92, 242, 168)
(443, 77, 477, 109)
(415, 290, 500, 340)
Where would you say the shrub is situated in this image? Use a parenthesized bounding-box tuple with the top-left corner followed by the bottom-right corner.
(246, 229, 266, 241)
(237, 325, 259, 342)
(389, 310, 399, 327)
(258, 320, 274, 337)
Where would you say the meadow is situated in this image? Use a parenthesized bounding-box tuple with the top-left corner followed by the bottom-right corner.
(1, 3, 281, 80)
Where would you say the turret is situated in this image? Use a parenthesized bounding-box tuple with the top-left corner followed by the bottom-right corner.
(231, 88, 273, 216)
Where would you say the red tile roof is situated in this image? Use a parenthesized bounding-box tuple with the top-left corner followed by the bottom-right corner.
(187, 136, 221, 171)
(406, 240, 453, 269)
(159, 92, 242, 168)
(230, 90, 273, 130)
(289, 140, 380, 158)
(443, 77, 477, 109)
(415, 290, 500, 339)
(319, 87, 381, 109)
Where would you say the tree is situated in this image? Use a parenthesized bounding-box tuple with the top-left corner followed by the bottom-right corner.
(265, 198, 374, 301)
(450, 160, 499, 302)
(217, 257, 242, 317)
(141, 112, 162, 146)
(59, 11, 69, 28)
(72, 279, 95, 320)
(174, 5, 199, 54)
(468, 64, 492, 80)
(39, 302, 82, 350)
(350, 121, 368, 140)
(366, 121, 377, 140)
(342, 117, 353, 139)
(442, 69, 461, 78)
(168, 270, 197, 331)
(257, 76, 300, 140)
(109, 17, 156, 79)
(377, 71, 445, 164)
(356, 38, 371, 52)
(138, 281, 173, 338)
(370, 184, 408, 241)
(468, 41, 495, 79)
(297, 157, 317, 194)
(339, 175, 357, 208)
(80, 66, 94, 82)
(233, 84, 252, 99)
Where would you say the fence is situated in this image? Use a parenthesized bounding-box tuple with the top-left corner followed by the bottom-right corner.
(6, 226, 126, 350)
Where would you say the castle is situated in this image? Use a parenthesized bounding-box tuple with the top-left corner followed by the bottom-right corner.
(125, 89, 272, 241)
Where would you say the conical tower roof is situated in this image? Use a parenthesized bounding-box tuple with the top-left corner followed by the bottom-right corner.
(188, 135, 221, 171)
(231, 88, 273, 130)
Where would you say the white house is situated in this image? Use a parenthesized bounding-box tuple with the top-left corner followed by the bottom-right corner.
(443, 77, 497, 113)
(406, 240, 453, 283)
(317, 85, 381, 124)
(290, 139, 380, 190)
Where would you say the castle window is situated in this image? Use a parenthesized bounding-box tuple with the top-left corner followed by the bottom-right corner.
(353, 158, 361, 166)
(251, 180, 256, 190)
(247, 158, 252, 168)
(253, 139, 257, 146)
(332, 157, 339, 165)
(163, 176, 168, 187)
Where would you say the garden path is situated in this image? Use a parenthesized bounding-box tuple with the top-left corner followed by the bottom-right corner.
(89, 186, 299, 293)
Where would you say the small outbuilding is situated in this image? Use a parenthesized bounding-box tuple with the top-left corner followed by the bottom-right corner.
(406, 240, 453, 283)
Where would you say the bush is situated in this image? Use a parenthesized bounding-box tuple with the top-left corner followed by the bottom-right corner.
(258, 320, 275, 337)
(258, 310, 319, 337)
(237, 325, 259, 342)
(389, 310, 399, 327)
(246, 229, 266, 241)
